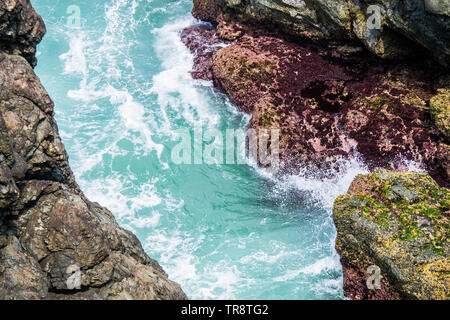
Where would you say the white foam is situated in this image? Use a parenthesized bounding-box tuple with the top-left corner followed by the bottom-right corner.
(250, 157, 368, 209)
(60, 35, 89, 77)
(81, 175, 163, 224)
(144, 230, 247, 300)
(240, 248, 301, 265)
(299, 256, 341, 275)
(57, 0, 166, 160)
(404, 159, 426, 172)
(273, 256, 341, 282)
(149, 18, 221, 132)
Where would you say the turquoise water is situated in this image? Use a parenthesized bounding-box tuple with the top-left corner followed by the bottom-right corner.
(31, 0, 367, 299)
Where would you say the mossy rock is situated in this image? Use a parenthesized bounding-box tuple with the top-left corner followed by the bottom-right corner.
(430, 89, 450, 140)
(334, 169, 449, 300)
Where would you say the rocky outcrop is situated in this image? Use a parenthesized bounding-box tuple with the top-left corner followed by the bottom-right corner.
(184, 7, 450, 186)
(181, 24, 226, 80)
(192, 0, 222, 22)
(194, 0, 450, 66)
(430, 88, 450, 140)
(210, 33, 355, 173)
(0, 0, 186, 300)
(333, 170, 449, 300)
(0, 0, 46, 67)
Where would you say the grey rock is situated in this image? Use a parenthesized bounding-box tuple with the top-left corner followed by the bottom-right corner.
(210, 0, 450, 65)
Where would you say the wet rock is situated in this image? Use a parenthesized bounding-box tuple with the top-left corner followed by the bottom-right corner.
(205, 0, 450, 66)
(211, 34, 356, 173)
(192, 23, 449, 185)
(340, 72, 449, 187)
(333, 169, 449, 300)
(192, 0, 221, 22)
(430, 88, 450, 141)
(436, 143, 450, 182)
(181, 24, 225, 80)
(0, 1, 187, 300)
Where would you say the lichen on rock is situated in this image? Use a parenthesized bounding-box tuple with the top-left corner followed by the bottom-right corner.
(430, 88, 450, 141)
(333, 169, 449, 300)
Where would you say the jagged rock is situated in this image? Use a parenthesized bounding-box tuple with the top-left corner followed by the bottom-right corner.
(192, 0, 222, 22)
(0, 0, 46, 66)
(181, 24, 225, 80)
(0, 236, 48, 299)
(211, 34, 355, 173)
(194, 0, 450, 66)
(196, 28, 448, 185)
(188, 1, 450, 186)
(0, 1, 186, 300)
(333, 169, 449, 300)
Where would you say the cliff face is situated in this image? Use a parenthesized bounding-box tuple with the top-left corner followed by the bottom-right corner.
(0, 0, 45, 67)
(0, 0, 186, 300)
(204, 0, 450, 66)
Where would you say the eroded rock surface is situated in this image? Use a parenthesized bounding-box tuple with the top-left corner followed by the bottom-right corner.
(193, 0, 450, 66)
(0, 0, 46, 67)
(183, 13, 449, 186)
(333, 170, 449, 300)
(0, 0, 186, 300)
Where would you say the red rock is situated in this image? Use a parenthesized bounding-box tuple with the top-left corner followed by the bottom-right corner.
(192, 0, 221, 22)
(182, 8, 450, 187)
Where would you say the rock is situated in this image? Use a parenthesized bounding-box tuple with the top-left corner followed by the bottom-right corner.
(210, 34, 357, 173)
(0, 236, 48, 299)
(192, 0, 222, 22)
(181, 24, 225, 80)
(430, 88, 450, 141)
(436, 143, 450, 182)
(195, 0, 450, 66)
(186, 2, 450, 186)
(0, 1, 187, 300)
(0, 0, 46, 67)
(333, 169, 449, 300)
(187, 20, 449, 185)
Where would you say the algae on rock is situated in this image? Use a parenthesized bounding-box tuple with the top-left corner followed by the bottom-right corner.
(333, 169, 449, 300)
